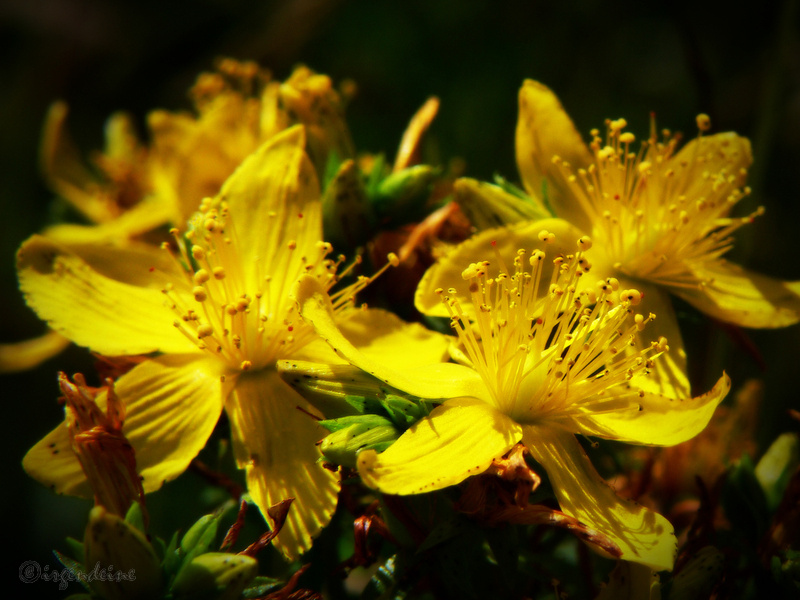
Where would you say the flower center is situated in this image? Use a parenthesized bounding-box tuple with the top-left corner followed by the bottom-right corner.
(160, 199, 393, 373)
(552, 115, 761, 290)
(437, 232, 667, 423)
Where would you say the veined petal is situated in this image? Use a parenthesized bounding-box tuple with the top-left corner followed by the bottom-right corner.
(516, 80, 593, 229)
(17, 235, 198, 356)
(524, 426, 677, 571)
(0, 330, 70, 373)
(41, 195, 177, 245)
(575, 372, 730, 446)
(357, 397, 522, 494)
(225, 370, 339, 561)
(216, 125, 322, 292)
(23, 355, 226, 497)
(336, 307, 450, 369)
(414, 218, 590, 317)
(673, 260, 800, 328)
(295, 275, 492, 403)
(669, 132, 752, 202)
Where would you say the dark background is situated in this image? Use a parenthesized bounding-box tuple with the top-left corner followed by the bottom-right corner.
(2, 0, 799, 595)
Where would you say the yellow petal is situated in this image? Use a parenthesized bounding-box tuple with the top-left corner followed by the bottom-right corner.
(357, 397, 522, 494)
(669, 132, 752, 202)
(516, 80, 593, 229)
(294, 274, 492, 403)
(0, 330, 70, 373)
(41, 195, 176, 244)
(17, 235, 197, 356)
(524, 426, 677, 571)
(626, 283, 691, 399)
(414, 218, 591, 318)
(39, 101, 115, 224)
(576, 372, 730, 446)
(225, 370, 339, 561)
(673, 260, 800, 328)
(337, 307, 450, 369)
(23, 355, 226, 496)
(216, 125, 322, 293)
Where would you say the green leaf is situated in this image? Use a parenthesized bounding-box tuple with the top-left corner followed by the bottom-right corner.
(722, 454, 770, 542)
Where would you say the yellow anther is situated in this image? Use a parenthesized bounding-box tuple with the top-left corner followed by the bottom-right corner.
(287, 240, 297, 250)
(637, 161, 652, 174)
(194, 269, 210, 284)
(197, 324, 214, 339)
(240, 360, 253, 371)
(537, 230, 556, 243)
(387, 252, 400, 267)
(619, 132, 635, 144)
(621, 289, 642, 305)
(191, 245, 205, 260)
(577, 236, 593, 251)
(204, 219, 217, 232)
(213, 267, 226, 280)
(610, 118, 627, 131)
(696, 113, 711, 132)
(598, 146, 615, 160)
(192, 286, 207, 302)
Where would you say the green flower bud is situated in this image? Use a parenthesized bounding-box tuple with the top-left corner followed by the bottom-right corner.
(171, 552, 258, 600)
(322, 159, 375, 251)
(372, 164, 439, 225)
(667, 546, 724, 600)
(319, 419, 400, 468)
(82, 506, 163, 600)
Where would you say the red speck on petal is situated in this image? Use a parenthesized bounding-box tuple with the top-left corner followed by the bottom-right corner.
(288, 326, 294, 332)
(614, 194, 620, 200)
(491, 240, 497, 246)
(149, 267, 155, 272)
(298, 213, 303, 219)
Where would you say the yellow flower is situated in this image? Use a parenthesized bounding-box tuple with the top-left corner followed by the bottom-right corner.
(293, 232, 730, 571)
(457, 80, 800, 397)
(20, 127, 449, 560)
(2, 61, 356, 374)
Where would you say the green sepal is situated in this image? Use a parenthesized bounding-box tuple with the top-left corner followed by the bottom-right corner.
(371, 164, 440, 225)
(454, 176, 551, 231)
(170, 552, 258, 600)
(123, 502, 146, 535)
(180, 513, 221, 555)
(380, 394, 433, 428)
(53, 549, 91, 593)
(722, 454, 770, 542)
(62, 536, 85, 566)
(241, 575, 285, 598)
(277, 361, 397, 418)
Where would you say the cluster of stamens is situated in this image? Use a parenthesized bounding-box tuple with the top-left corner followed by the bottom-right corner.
(551, 115, 762, 289)
(159, 198, 396, 373)
(436, 233, 667, 423)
